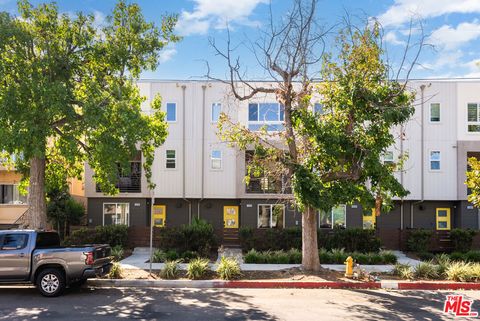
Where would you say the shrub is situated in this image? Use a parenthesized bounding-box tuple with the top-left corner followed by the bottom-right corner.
(406, 229, 433, 253)
(151, 249, 166, 263)
(330, 248, 347, 263)
(393, 263, 413, 279)
(217, 257, 241, 280)
(108, 262, 123, 279)
(186, 258, 210, 280)
(445, 261, 474, 282)
(367, 252, 384, 265)
(239, 227, 255, 251)
(181, 218, 217, 257)
(63, 228, 96, 245)
(318, 248, 332, 264)
(449, 252, 466, 262)
(63, 224, 129, 247)
(321, 228, 382, 253)
(435, 253, 451, 277)
(465, 251, 480, 263)
(160, 260, 180, 279)
(414, 261, 438, 279)
(111, 245, 124, 262)
(165, 249, 179, 261)
(417, 252, 435, 261)
(286, 248, 302, 264)
(181, 251, 200, 262)
(380, 250, 398, 264)
(450, 229, 477, 253)
(267, 250, 290, 264)
(244, 249, 264, 264)
(354, 252, 369, 265)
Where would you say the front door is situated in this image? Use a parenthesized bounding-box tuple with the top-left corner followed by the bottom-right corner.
(152, 205, 166, 227)
(223, 206, 239, 228)
(436, 208, 451, 230)
(363, 209, 376, 229)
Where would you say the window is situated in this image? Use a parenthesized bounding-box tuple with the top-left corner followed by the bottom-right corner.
(1, 234, 28, 250)
(319, 205, 346, 229)
(166, 150, 176, 169)
(314, 103, 324, 115)
(257, 204, 285, 228)
(212, 103, 221, 122)
(0, 184, 27, 204)
(248, 103, 284, 131)
(96, 152, 141, 193)
(383, 151, 394, 165)
(103, 203, 129, 226)
(430, 103, 440, 122)
(430, 151, 441, 170)
(211, 150, 222, 169)
(166, 103, 176, 122)
(468, 103, 480, 132)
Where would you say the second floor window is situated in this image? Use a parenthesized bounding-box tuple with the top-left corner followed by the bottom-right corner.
(383, 151, 394, 165)
(430, 103, 440, 122)
(166, 150, 176, 169)
(166, 103, 176, 122)
(211, 150, 222, 169)
(248, 103, 284, 131)
(212, 103, 221, 122)
(430, 151, 441, 170)
(319, 205, 346, 229)
(468, 103, 480, 132)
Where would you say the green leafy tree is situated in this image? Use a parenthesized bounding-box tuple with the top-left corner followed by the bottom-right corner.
(47, 189, 85, 238)
(0, 0, 180, 228)
(210, 0, 420, 270)
(466, 157, 480, 207)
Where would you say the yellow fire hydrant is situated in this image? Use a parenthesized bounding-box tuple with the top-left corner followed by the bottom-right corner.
(344, 256, 354, 278)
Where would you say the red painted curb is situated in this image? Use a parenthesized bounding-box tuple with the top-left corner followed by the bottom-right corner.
(214, 281, 381, 289)
(398, 282, 480, 290)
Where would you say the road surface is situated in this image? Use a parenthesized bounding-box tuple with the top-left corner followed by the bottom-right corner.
(0, 286, 479, 320)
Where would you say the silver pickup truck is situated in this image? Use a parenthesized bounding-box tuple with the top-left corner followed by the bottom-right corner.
(0, 230, 112, 297)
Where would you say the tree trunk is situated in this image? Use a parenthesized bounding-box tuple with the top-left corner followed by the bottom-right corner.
(302, 206, 321, 271)
(27, 156, 47, 229)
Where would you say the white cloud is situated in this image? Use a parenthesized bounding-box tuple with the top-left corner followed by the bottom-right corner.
(378, 0, 480, 27)
(419, 50, 464, 71)
(462, 59, 480, 77)
(428, 20, 480, 50)
(159, 45, 177, 63)
(385, 31, 405, 46)
(176, 0, 268, 36)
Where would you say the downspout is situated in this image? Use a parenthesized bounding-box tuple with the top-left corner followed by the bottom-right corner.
(411, 83, 430, 228)
(181, 84, 192, 224)
(198, 84, 207, 219)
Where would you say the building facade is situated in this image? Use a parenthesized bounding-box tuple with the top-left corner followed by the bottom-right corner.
(84, 79, 480, 233)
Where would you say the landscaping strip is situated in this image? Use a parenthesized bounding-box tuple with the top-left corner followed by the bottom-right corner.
(87, 279, 480, 290)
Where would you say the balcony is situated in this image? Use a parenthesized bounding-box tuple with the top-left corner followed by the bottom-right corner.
(245, 176, 290, 194)
(96, 156, 142, 193)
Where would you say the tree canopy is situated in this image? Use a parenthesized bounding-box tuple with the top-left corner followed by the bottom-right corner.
(0, 0, 179, 227)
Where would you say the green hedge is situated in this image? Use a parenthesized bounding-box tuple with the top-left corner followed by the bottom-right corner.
(239, 227, 382, 253)
(406, 229, 433, 253)
(243, 248, 397, 265)
(63, 225, 128, 247)
(450, 229, 478, 253)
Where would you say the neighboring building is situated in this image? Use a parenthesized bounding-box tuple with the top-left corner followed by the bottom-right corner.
(0, 164, 28, 228)
(84, 79, 480, 236)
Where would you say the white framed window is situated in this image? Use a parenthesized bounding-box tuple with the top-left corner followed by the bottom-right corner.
(212, 103, 221, 122)
(248, 103, 284, 131)
(314, 103, 324, 115)
(257, 204, 285, 228)
(103, 203, 130, 226)
(430, 103, 440, 122)
(467, 103, 480, 132)
(166, 150, 176, 169)
(0, 184, 27, 204)
(166, 103, 177, 122)
(383, 151, 394, 165)
(430, 150, 441, 170)
(211, 150, 222, 169)
(319, 205, 346, 229)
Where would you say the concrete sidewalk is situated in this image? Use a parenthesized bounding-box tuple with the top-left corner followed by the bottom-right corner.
(119, 248, 422, 273)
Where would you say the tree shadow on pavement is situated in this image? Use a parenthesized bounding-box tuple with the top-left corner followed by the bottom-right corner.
(0, 286, 278, 321)
(326, 289, 479, 321)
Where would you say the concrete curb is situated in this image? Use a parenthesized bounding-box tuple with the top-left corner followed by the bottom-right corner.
(87, 279, 480, 290)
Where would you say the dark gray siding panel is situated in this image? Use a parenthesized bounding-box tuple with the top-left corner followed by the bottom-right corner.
(411, 201, 456, 229)
(87, 198, 148, 227)
(458, 201, 479, 229)
(153, 198, 190, 227)
(198, 199, 241, 229)
(346, 205, 363, 228)
(377, 202, 402, 229)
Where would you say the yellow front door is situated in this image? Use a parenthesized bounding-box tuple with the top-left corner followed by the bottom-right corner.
(363, 209, 376, 229)
(223, 206, 239, 228)
(436, 208, 451, 230)
(152, 205, 166, 227)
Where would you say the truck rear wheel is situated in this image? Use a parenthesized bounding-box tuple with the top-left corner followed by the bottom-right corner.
(36, 268, 66, 297)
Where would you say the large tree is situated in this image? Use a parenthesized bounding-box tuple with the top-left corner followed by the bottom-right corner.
(466, 157, 480, 207)
(211, 0, 421, 270)
(0, 0, 179, 228)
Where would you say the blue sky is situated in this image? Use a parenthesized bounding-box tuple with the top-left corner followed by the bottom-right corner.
(2, 0, 480, 80)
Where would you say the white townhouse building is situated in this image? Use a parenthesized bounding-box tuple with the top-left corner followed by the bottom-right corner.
(83, 79, 480, 246)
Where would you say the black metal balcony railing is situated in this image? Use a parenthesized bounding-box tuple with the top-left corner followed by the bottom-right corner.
(96, 161, 142, 193)
(246, 177, 290, 194)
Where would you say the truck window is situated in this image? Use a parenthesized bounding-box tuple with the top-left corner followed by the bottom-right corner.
(1, 234, 28, 250)
(35, 232, 60, 248)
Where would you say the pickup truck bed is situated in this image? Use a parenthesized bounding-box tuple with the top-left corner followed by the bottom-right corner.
(0, 230, 113, 296)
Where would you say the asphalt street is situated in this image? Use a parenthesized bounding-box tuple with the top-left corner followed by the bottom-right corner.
(0, 286, 480, 321)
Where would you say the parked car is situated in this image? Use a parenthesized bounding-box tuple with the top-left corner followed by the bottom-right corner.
(0, 230, 112, 297)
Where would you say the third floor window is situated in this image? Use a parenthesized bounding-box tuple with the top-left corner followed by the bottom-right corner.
(166, 103, 176, 122)
(430, 103, 440, 122)
(468, 103, 480, 132)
